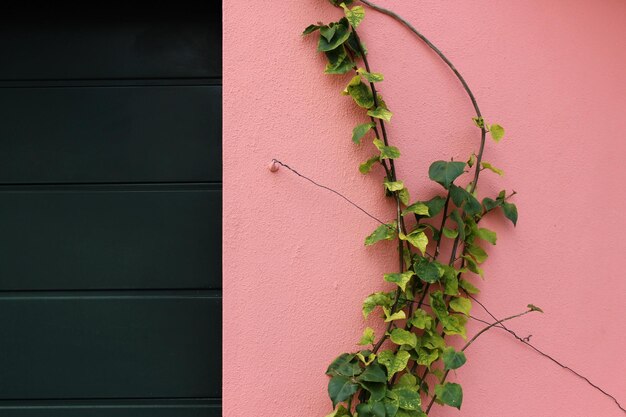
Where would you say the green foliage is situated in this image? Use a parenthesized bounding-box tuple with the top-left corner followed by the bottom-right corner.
(305, 7, 524, 416)
(341, 3, 365, 28)
(346, 75, 375, 108)
(435, 383, 463, 409)
(365, 222, 397, 246)
(442, 347, 467, 370)
(428, 161, 466, 189)
(353, 122, 376, 144)
(359, 327, 376, 346)
(368, 106, 393, 122)
(378, 350, 410, 381)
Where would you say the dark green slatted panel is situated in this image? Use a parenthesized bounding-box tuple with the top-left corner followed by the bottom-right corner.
(0, 399, 221, 417)
(0, 86, 221, 184)
(0, 186, 221, 290)
(0, 9, 221, 80)
(0, 293, 221, 399)
(0, 3, 222, 415)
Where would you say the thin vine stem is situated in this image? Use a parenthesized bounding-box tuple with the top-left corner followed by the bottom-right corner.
(425, 309, 534, 413)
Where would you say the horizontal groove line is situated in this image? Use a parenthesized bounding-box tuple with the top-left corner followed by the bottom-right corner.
(0, 181, 222, 187)
(0, 289, 222, 299)
(0, 398, 221, 410)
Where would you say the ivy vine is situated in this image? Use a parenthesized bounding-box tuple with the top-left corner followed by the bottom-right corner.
(280, 1, 626, 416)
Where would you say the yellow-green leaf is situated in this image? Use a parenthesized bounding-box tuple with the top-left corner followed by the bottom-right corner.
(400, 230, 428, 255)
(384, 180, 405, 192)
(352, 122, 376, 144)
(360, 155, 381, 174)
(373, 138, 400, 159)
(449, 297, 472, 316)
(383, 308, 406, 322)
(341, 3, 365, 28)
(368, 106, 393, 122)
(377, 350, 410, 381)
(402, 202, 430, 217)
(357, 67, 384, 82)
(390, 328, 417, 349)
(384, 271, 414, 291)
(358, 327, 375, 346)
(490, 124, 505, 142)
(481, 161, 504, 176)
(346, 75, 374, 108)
(365, 222, 397, 246)
(398, 188, 410, 206)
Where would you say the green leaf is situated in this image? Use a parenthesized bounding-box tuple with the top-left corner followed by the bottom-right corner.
(368, 106, 393, 122)
(373, 138, 401, 159)
(378, 350, 410, 381)
(341, 3, 365, 27)
(303, 24, 322, 35)
(482, 197, 500, 211)
(326, 353, 362, 377)
(384, 308, 407, 322)
(449, 297, 472, 316)
(353, 122, 376, 144)
(490, 124, 505, 142)
(441, 266, 459, 296)
(402, 202, 429, 217)
(502, 202, 518, 226)
(481, 161, 504, 176)
(362, 292, 393, 318)
(442, 227, 458, 239)
(360, 155, 381, 174)
(365, 222, 397, 246)
(429, 291, 448, 321)
(356, 401, 386, 417)
(449, 210, 465, 240)
(414, 258, 441, 284)
(423, 196, 447, 217)
(422, 331, 445, 350)
(398, 188, 410, 206)
(476, 227, 497, 245)
(449, 185, 481, 216)
(358, 363, 388, 383)
(416, 348, 439, 368)
(384, 180, 405, 192)
(324, 46, 353, 75)
(467, 244, 488, 263)
(344, 31, 366, 57)
(442, 347, 467, 371)
(346, 75, 375, 108)
(435, 383, 463, 409)
(396, 373, 418, 388)
(463, 255, 484, 277)
(409, 309, 433, 330)
(392, 386, 422, 410)
(458, 279, 480, 294)
(328, 375, 359, 408)
(442, 314, 467, 338)
(384, 271, 414, 292)
(528, 304, 544, 313)
(318, 21, 351, 52)
(428, 161, 466, 189)
(400, 230, 428, 255)
(472, 117, 485, 129)
(320, 25, 337, 42)
(357, 67, 384, 82)
(390, 328, 418, 349)
(359, 327, 375, 346)
(360, 381, 387, 402)
(467, 153, 477, 168)
(357, 351, 376, 365)
(325, 404, 351, 417)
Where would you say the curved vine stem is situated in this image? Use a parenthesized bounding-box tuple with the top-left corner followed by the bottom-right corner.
(358, 0, 487, 193)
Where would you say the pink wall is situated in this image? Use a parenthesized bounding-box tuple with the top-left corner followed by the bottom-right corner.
(223, 1, 626, 416)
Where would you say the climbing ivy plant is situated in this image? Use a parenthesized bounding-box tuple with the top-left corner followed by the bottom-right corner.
(303, 1, 540, 416)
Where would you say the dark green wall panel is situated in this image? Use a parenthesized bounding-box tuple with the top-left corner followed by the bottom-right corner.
(0, 293, 221, 399)
(0, 186, 221, 290)
(0, 86, 221, 184)
(0, 7, 221, 80)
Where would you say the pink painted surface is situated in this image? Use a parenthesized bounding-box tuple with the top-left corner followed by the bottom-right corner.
(223, 1, 626, 416)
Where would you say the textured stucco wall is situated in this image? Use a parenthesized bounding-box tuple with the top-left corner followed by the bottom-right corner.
(223, 1, 626, 416)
